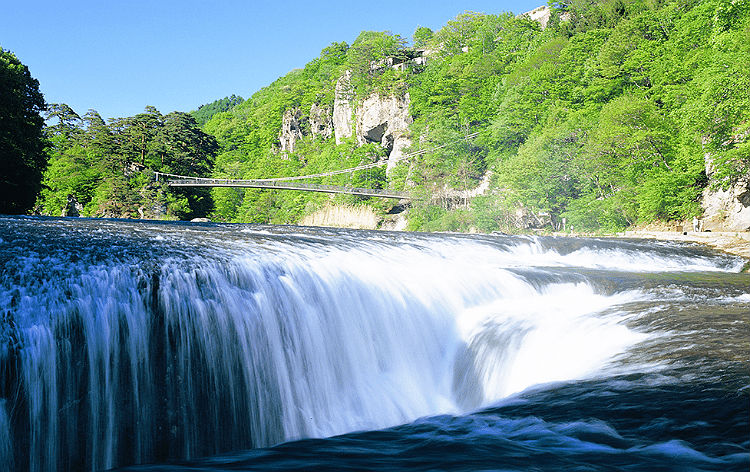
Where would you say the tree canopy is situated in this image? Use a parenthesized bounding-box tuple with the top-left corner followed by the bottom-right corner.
(39, 106, 218, 220)
(0, 48, 47, 214)
(191, 95, 244, 127)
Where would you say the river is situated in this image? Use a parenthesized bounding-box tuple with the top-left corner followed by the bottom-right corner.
(0, 216, 748, 471)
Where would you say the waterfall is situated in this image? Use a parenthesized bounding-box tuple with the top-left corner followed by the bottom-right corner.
(0, 400, 12, 470)
(0, 218, 741, 471)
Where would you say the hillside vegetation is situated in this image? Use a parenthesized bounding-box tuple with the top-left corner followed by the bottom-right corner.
(34, 0, 750, 232)
(39, 105, 218, 219)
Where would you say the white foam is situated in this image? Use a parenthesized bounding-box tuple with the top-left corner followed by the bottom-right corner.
(7, 221, 731, 470)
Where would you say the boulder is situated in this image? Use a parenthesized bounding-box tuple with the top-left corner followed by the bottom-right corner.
(61, 194, 83, 217)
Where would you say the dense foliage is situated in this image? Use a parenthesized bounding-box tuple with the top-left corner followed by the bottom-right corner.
(38, 105, 218, 219)
(403, 0, 750, 231)
(29, 0, 750, 231)
(191, 94, 244, 127)
(0, 48, 47, 214)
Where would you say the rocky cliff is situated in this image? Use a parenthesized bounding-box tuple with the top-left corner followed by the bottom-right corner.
(521, 6, 553, 29)
(278, 108, 305, 154)
(278, 104, 334, 155)
(277, 70, 413, 175)
(333, 71, 354, 144)
(700, 139, 750, 232)
(310, 103, 333, 140)
(701, 178, 750, 231)
(354, 93, 412, 174)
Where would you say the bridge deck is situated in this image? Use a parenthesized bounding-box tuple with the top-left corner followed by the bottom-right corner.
(167, 178, 410, 200)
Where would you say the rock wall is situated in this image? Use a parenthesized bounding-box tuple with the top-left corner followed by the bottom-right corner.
(277, 70, 413, 175)
(310, 103, 332, 140)
(701, 178, 750, 231)
(278, 108, 305, 154)
(521, 6, 552, 29)
(278, 103, 334, 154)
(520, 5, 571, 29)
(700, 140, 750, 232)
(355, 93, 413, 173)
(333, 71, 354, 144)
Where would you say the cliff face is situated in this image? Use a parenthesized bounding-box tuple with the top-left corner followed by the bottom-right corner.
(278, 108, 305, 154)
(278, 104, 333, 155)
(310, 103, 333, 140)
(700, 139, 750, 232)
(701, 179, 750, 231)
(354, 93, 412, 173)
(333, 71, 354, 144)
(279, 70, 413, 174)
(521, 6, 552, 29)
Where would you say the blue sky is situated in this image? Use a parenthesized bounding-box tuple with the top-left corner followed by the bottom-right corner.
(2, 0, 542, 120)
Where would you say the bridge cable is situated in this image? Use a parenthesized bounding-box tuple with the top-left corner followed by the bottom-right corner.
(154, 131, 479, 183)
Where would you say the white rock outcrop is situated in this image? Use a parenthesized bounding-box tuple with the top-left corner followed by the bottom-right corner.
(333, 71, 354, 144)
(700, 140, 750, 231)
(280, 71, 415, 176)
(701, 178, 750, 231)
(355, 93, 412, 146)
(278, 108, 304, 154)
(520, 5, 570, 29)
(522, 6, 552, 29)
(387, 134, 412, 174)
(310, 103, 332, 140)
(355, 93, 413, 174)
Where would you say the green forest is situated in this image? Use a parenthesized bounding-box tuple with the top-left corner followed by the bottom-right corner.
(2, 0, 749, 233)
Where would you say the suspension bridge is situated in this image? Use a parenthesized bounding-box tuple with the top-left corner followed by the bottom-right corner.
(157, 174, 411, 199)
(154, 132, 479, 201)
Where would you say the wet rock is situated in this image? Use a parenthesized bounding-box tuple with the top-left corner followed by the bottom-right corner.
(61, 194, 83, 217)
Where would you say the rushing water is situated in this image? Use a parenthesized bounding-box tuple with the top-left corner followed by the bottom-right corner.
(0, 216, 747, 471)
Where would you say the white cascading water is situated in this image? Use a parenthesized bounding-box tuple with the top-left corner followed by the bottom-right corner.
(3, 230, 738, 471)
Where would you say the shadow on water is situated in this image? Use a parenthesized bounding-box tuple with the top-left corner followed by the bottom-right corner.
(116, 370, 750, 471)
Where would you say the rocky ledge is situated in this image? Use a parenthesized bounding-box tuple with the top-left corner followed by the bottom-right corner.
(620, 230, 750, 261)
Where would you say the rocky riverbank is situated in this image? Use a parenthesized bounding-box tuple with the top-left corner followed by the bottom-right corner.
(618, 230, 750, 262)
